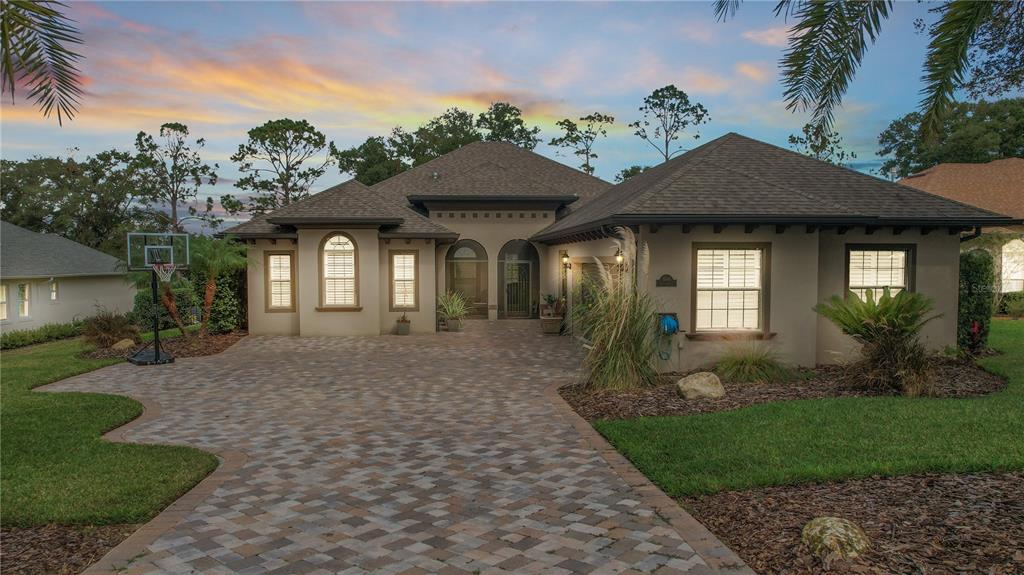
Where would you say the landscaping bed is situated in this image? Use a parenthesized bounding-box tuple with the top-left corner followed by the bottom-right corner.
(561, 358, 1006, 421)
(0, 523, 139, 575)
(83, 330, 247, 360)
(684, 471, 1024, 574)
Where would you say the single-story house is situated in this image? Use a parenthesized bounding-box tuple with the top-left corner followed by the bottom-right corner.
(223, 133, 1018, 370)
(899, 157, 1024, 293)
(0, 221, 136, 332)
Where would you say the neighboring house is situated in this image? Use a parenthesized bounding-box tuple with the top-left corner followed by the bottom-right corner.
(224, 133, 1017, 370)
(899, 158, 1024, 293)
(0, 221, 136, 332)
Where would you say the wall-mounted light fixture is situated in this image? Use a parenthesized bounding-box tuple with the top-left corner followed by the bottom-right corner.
(614, 248, 624, 265)
(561, 253, 571, 270)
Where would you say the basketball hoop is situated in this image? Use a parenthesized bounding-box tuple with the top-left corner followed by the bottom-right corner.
(153, 262, 177, 283)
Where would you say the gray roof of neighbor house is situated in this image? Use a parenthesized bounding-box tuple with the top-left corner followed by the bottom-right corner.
(531, 132, 1019, 243)
(1, 221, 125, 279)
(221, 180, 458, 239)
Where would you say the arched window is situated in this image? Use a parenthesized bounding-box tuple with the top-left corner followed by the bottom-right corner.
(321, 233, 358, 308)
(445, 240, 488, 318)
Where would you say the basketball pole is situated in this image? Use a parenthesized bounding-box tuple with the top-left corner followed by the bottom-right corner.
(151, 268, 162, 361)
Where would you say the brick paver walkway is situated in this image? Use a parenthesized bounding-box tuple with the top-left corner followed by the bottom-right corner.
(48, 321, 745, 574)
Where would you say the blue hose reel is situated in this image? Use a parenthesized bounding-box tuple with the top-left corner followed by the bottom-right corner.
(657, 313, 679, 360)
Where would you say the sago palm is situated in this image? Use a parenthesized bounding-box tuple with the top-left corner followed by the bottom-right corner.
(1, 0, 83, 125)
(713, 0, 1017, 138)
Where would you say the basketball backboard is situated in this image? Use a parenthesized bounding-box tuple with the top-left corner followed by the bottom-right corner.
(126, 232, 190, 271)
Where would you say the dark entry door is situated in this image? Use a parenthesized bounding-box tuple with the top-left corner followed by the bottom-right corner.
(503, 260, 533, 318)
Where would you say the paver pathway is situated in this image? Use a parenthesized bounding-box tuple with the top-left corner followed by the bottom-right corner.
(48, 321, 746, 574)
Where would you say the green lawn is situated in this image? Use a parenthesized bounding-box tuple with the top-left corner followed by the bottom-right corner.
(596, 320, 1024, 497)
(0, 335, 218, 527)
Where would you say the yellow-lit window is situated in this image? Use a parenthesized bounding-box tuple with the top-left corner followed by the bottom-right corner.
(694, 247, 766, 331)
(50, 281, 59, 301)
(1, 285, 7, 321)
(322, 234, 358, 307)
(17, 283, 30, 317)
(390, 251, 417, 310)
(847, 246, 912, 301)
(266, 253, 294, 311)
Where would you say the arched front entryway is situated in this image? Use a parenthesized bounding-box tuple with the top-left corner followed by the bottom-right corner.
(445, 239, 488, 318)
(498, 239, 540, 319)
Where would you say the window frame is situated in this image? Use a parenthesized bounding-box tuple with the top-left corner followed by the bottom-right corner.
(317, 232, 361, 311)
(49, 280, 59, 302)
(17, 282, 30, 319)
(0, 284, 7, 321)
(844, 243, 916, 300)
(689, 242, 772, 339)
(389, 249, 419, 312)
(1001, 239, 1024, 293)
(264, 250, 297, 313)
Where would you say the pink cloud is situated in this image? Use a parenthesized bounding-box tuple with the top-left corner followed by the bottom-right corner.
(741, 26, 790, 48)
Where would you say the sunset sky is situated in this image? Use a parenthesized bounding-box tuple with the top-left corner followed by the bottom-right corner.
(1, 1, 946, 226)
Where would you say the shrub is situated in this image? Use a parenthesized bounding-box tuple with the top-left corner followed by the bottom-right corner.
(0, 321, 84, 350)
(437, 290, 470, 321)
(714, 344, 795, 384)
(814, 289, 938, 397)
(998, 291, 1024, 316)
(958, 249, 995, 353)
(83, 308, 139, 348)
(572, 227, 659, 391)
(191, 269, 244, 334)
(131, 280, 199, 332)
(1006, 297, 1024, 320)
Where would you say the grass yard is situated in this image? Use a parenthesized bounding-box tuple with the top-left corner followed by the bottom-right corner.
(595, 320, 1024, 497)
(1, 335, 218, 527)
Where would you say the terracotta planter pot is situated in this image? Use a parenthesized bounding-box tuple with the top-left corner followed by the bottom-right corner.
(540, 316, 563, 335)
(446, 319, 464, 332)
(396, 321, 411, 335)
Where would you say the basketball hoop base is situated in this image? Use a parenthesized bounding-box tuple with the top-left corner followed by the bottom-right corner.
(128, 348, 175, 366)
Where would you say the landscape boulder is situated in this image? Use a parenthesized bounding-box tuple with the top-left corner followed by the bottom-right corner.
(111, 338, 136, 351)
(801, 517, 870, 563)
(676, 372, 725, 400)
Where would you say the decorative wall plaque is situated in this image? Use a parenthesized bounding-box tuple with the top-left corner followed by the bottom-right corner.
(655, 274, 677, 287)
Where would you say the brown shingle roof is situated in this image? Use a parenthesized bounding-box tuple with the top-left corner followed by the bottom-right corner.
(898, 158, 1024, 219)
(532, 133, 1018, 242)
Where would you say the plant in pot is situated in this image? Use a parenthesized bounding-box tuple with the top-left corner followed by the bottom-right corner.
(541, 293, 558, 317)
(396, 312, 411, 335)
(438, 290, 469, 332)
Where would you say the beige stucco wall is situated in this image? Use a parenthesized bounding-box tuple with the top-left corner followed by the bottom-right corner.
(816, 229, 959, 363)
(379, 238, 438, 334)
(431, 210, 555, 319)
(0, 275, 135, 333)
(246, 239, 300, 335)
(295, 228, 381, 336)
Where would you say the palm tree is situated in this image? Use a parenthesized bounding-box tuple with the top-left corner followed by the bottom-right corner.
(1, 0, 84, 125)
(190, 235, 247, 336)
(714, 0, 1018, 138)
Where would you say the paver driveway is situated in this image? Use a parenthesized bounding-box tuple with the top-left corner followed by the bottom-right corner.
(48, 321, 744, 575)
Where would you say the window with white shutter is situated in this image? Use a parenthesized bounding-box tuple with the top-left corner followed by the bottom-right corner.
(846, 245, 913, 301)
(265, 252, 295, 311)
(693, 245, 768, 332)
(321, 234, 358, 307)
(1, 285, 7, 321)
(390, 251, 418, 311)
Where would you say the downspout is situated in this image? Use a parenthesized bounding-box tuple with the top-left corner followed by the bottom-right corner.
(960, 226, 983, 243)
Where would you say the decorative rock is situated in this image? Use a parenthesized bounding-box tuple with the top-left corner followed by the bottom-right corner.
(801, 517, 870, 563)
(111, 338, 136, 351)
(676, 372, 725, 400)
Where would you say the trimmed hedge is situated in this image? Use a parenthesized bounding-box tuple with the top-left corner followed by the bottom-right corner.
(188, 269, 245, 334)
(1, 320, 85, 350)
(998, 291, 1024, 315)
(958, 249, 996, 352)
(130, 281, 199, 332)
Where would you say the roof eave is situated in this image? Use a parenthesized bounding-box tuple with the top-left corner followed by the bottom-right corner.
(408, 194, 578, 205)
(266, 216, 405, 226)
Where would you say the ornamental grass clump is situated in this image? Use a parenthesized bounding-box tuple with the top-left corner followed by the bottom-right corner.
(573, 227, 660, 391)
(714, 344, 795, 384)
(814, 288, 938, 397)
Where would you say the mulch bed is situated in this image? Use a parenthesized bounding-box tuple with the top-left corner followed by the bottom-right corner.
(82, 330, 247, 360)
(683, 472, 1024, 574)
(560, 359, 1006, 421)
(0, 524, 139, 575)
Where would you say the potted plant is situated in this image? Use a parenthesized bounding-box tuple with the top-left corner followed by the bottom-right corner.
(396, 312, 411, 335)
(540, 295, 564, 335)
(541, 293, 558, 317)
(438, 290, 469, 332)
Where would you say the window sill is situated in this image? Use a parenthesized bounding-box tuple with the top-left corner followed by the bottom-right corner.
(265, 307, 296, 313)
(685, 331, 776, 341)
(316, 306, 363, 312)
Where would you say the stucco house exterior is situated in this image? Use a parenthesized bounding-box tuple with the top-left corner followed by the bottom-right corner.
(0, 221, 136, 332)
(224, 133, 1017, 371)
(899, 157, 1024, 293)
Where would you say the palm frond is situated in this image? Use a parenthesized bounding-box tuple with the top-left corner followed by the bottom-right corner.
(781, 0, 892, 133)
(713, 0, 742, 22)
(1, 0, 83, 125)
(919, 1, 994, 140)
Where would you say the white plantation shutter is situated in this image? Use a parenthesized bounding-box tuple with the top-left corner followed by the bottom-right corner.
(267, 254, 293, 309)
(848, 248, 908, 301)
(695, 248, 763, 331)
(323, 235, 357, 306)
(391, 252, 417, 309)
